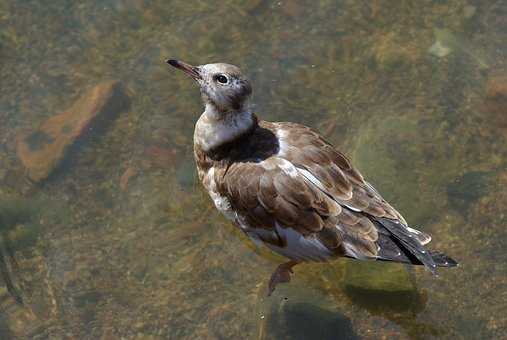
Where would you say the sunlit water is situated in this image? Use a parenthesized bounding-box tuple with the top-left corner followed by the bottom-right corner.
(1, 0, 506, 339)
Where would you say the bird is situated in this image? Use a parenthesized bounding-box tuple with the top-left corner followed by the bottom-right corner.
(167, 59, 458, 296)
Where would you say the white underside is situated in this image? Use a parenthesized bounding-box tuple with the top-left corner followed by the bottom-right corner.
(261, 223, 333, 262)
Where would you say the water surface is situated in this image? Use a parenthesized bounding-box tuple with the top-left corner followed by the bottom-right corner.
(1, 0, 506, 339)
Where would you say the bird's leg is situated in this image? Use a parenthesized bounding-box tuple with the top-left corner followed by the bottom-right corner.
(268, 260, 299, 296)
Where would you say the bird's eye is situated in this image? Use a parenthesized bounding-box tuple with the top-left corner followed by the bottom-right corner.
(214, 74, 229, 84)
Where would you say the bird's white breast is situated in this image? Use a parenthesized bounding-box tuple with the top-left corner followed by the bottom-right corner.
(194, 110, 255, 153)
(205, 167, 237, 222)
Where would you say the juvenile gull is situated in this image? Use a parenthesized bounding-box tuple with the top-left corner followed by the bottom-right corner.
(167, 59, 458, 295)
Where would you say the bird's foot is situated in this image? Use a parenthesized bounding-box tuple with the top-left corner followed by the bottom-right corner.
(267, 260, 299, 296)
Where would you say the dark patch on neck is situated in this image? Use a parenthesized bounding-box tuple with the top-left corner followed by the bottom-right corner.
(206, 117, 279, 163)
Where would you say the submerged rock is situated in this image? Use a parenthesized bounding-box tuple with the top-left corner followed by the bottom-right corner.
(342, 261, 423, 313)
(486, 74, 507, 100)
(428, 27, 489, 69)
(483, 73, 507, 130)
(428, 40, 452, 58)
(16, 81, 130, 182)
(428, 28, 454, 58)
(351, 115, 436, 223)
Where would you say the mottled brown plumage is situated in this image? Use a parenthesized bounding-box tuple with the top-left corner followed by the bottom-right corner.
(168, 59, 457, 295)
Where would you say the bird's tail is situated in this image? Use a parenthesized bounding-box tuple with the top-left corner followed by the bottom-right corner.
(374, 217, 458, 273)
(428, 250, 458, 267)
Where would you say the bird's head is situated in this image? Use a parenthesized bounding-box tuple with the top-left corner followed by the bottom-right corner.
(167, 59, 252, 115)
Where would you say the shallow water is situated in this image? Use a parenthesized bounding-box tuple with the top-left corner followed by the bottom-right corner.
(1, 0, 506, 339)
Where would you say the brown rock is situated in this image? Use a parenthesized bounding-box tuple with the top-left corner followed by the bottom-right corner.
(16, 81, 130, 182)
(119, 166, 138, 191)
(483, 74, 507, 129)
(486, 74, 507, 102)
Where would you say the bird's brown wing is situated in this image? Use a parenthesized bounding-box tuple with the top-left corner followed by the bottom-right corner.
(274, 122, 406, 221)
(211, 120, 437, 266)
(214, 126, 388, 258)
(273, 121, 433, 246)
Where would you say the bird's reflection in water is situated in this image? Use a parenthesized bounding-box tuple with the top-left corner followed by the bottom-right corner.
(341, 261, 444, 339)
(258, 260, 445, 340)
(264, 301, 359, 340)
(258, 282, 359, 340)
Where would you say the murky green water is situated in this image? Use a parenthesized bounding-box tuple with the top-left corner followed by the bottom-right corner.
(1, 0, 506, 338)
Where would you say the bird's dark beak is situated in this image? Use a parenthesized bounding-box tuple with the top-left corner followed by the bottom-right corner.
(166, 59, 201, 80)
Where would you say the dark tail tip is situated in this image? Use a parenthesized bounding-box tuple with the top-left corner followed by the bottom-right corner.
(430, 251, 458, 267)
(166, 59, 178, 66)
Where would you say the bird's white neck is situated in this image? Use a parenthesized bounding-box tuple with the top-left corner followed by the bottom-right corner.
(194, 105, 256, 153)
